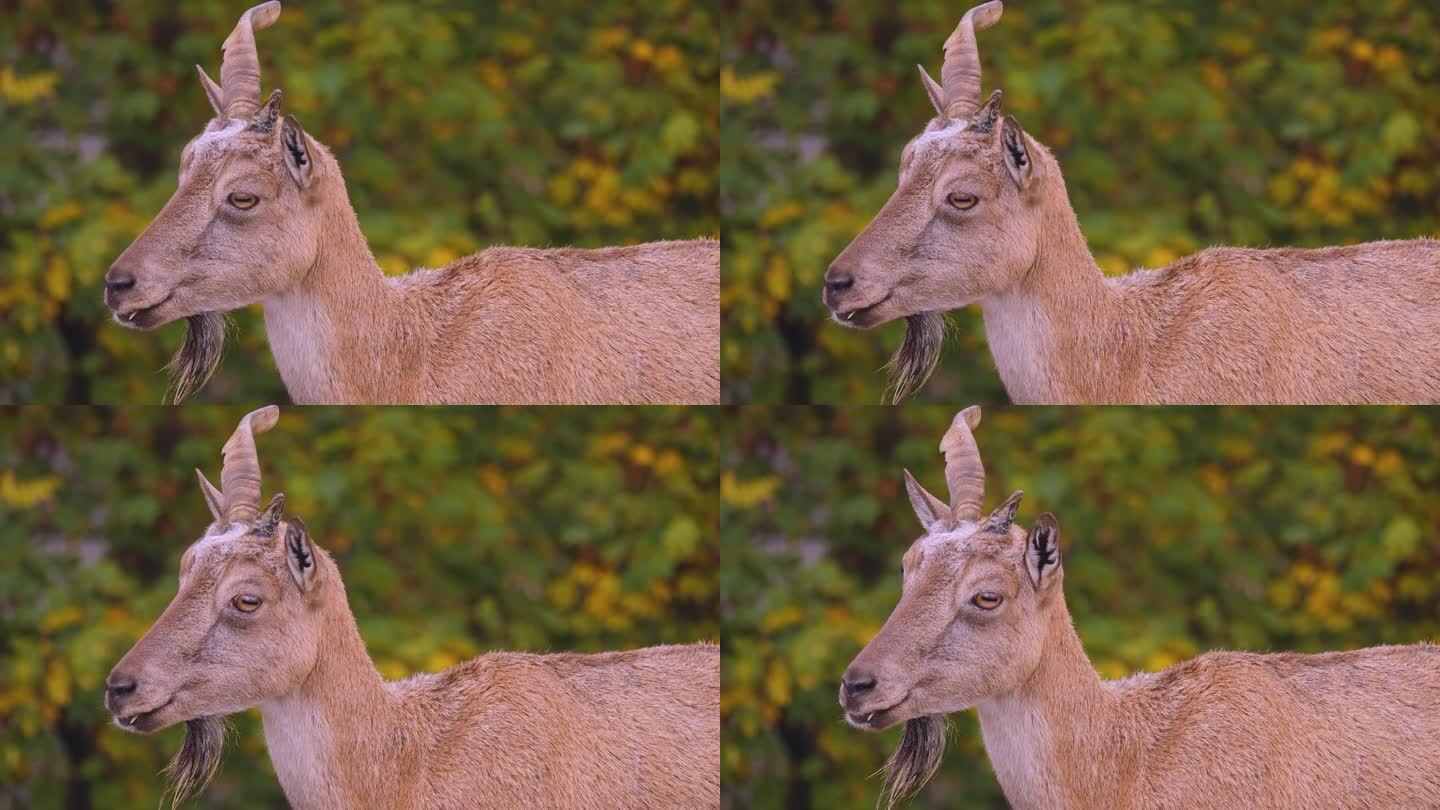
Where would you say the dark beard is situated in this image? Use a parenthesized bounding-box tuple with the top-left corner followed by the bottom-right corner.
(880, 715, 949, 809)
(884, 313, 946, 404)
(165, 312, 227, 404)
(163, 716, 228, 807)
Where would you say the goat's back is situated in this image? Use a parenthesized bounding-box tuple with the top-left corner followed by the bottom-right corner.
(410, 239, 719, 404)
(1121, 238, 1440, 403)
(399, 641, 719, 809)
(1112, 643, 1440, 808)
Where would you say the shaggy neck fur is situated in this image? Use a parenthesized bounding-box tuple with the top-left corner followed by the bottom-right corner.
(974, 602, 1118, 809)
(258, 560, 413, 809)
(968, 597, 1440, 808)
(249, 550, 721, 809)
(261, 163, 418, 404)
(978, 173, 1134, 404)
(972, 151, 1440, 404)
(253, 147, 720, 405)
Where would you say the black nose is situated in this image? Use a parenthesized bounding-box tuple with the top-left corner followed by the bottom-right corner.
(842, 670, 876, 699)
(106, 672, 137, 702)
(104, 268, 136, 295)
(824, 266, 855, 295)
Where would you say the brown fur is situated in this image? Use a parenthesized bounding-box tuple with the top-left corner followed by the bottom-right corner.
(106, 411, 721, 809)
(841, 406, 1440, 807)
(825, 2, 1440, 404)
(104, 3, 719, 405)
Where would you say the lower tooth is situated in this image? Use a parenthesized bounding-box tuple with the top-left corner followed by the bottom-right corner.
(866, 713, 874, 722)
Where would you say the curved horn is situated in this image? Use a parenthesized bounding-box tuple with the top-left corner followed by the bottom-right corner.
(917, 65, 945, 116)
(219, 1, 282, 120)
(940, 405, 985, 522)
(941, 1, 1004, 121)
(220, 405, 280, 527)
(196, 469, 224, 522)
(196, 65, 224, 117)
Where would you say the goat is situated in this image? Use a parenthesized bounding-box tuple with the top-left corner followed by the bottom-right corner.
(105, 406, 721, 809)
(103, 2, 719, 405)
(824, 1, 1440, 404)
(840, 405, 1440, 808)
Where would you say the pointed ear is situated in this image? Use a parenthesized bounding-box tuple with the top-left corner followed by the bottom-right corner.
(251, 88, 282, 134)
(1025, 512, 1062, 590)
(252, 492, 285, 538)
(280, 115, 315, 189)
(1000, 116, 1034, 191)
(917, 65, 945, 117)
(196, 65, 223, 117)
(970, 89, 1003, 135)
(196, 469, 223, 522)
(983, 489, 1023, 534)
(283, 516, 317, 592)
(904, 469, 953, 533)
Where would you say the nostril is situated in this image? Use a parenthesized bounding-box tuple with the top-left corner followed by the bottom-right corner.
(824, 268, 855, 294)
(106, 673, 137, 698)
(843, 671, 877, 698)
(104, 270, 136, 294)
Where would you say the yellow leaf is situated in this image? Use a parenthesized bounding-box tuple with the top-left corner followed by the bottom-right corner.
(39, 201, 84, 230)
(758, 201, 805, 230)
(1145, 246, 1179, 268)
(764, 658, 791, 706)
(654, 45, 684, 73)
(480, 464, 508, 495)
(44, 659, 70, 706)
(629, 40, 654, 62)
(1374, 45, 1404, 72)
(425, 246, 458, 268)
(720, 66, 781, 105)
(0, 471, 62, 507)
(424, 650, 459, 674)
(760, 605, 804, 634)
(40, 605, 84, 634)
(720, 472, 781, 508)
(0, 66, 60, 104)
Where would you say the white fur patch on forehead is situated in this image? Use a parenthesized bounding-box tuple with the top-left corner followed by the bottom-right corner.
(192, 119, 248, 148)
(194, 522, 250, 551)
(919, 520, 979, 553)
(912, 118, 970, 150)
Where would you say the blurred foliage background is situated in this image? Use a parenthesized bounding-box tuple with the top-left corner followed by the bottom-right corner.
(1, 0, 718, 403)
(721, 0, 1440, 403)
(0, 406, 718, 809)
(721, 406, 1440, 808)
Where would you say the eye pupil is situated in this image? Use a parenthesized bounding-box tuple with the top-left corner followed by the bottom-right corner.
(972, 592, 1002, 609)
(948, 193, 976, 210)
(232, 595, 261, 612)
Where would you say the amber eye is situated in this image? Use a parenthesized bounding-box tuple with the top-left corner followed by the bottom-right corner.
(946, 192, 977, 211)
(231, 594, 262, 613)
(227, 192, 258, 210)
(972, 592, 1003, 610)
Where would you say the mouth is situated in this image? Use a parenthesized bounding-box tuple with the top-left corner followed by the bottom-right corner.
(831, 293, 892, 329)
(113, 696, 174, 733)
(843, 697, 906, 731)
(111, 293, 173, 330)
